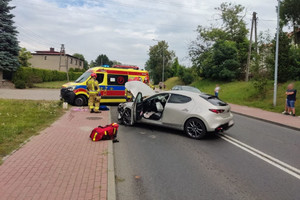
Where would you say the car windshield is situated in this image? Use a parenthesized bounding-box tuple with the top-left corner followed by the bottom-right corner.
(200, 94, 227, 106)
(182, 86, 201, 93)
(74, 71, 92, 83)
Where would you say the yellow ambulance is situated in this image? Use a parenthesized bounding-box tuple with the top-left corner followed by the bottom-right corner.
(60, 66, 150, 106)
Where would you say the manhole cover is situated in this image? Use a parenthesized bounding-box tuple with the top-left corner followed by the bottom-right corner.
(86, 117, 102, 120)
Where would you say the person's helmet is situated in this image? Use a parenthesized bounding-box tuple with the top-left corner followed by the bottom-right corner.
(91, 73, 97, 78)
(144, 77, 149, 83)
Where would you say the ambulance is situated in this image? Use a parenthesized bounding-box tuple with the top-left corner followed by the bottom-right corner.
(60, 66, 150, 106)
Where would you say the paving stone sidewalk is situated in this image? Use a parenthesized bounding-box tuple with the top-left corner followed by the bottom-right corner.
(0, 107, 113, 200)
(230, 103, 300, 130)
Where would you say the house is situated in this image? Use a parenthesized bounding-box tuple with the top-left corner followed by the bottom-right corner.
(29, 47, 84, 72)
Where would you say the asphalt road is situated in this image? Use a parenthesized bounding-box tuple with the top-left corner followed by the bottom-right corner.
(111, 106, 300, 200)
(0, 88, 60, 100)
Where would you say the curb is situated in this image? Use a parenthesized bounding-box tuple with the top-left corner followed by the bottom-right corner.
(232, 111, 300, 132)
(107, 107, 116, 200)
(107, 141, 116, 200)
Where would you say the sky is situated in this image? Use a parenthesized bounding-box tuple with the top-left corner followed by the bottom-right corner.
(10, 0, 282, 68)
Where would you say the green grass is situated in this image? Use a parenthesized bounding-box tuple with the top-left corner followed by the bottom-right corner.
(162, 77, 299, 115)
(33, 81, 68, 89)
(191, 79, 300, 114)
(0, 99, 64, 162)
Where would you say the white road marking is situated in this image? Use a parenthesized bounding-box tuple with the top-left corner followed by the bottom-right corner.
(220, 134, 300, 180)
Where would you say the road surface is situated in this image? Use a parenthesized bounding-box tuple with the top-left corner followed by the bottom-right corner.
(0, 88, 60, 100)
(111, 107, 300, 200)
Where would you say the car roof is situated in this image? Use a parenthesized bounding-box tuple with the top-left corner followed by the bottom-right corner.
(161, 90, 202, 97)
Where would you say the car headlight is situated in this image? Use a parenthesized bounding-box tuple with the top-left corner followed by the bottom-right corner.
(67, 86, 76, 91)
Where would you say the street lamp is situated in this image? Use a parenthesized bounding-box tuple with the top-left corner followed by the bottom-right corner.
(152, 39, 165, 82)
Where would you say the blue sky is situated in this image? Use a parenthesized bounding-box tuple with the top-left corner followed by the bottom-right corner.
(11, 0, 281, 68)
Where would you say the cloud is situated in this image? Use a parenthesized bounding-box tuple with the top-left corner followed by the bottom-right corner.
(11, 0, 279, 68)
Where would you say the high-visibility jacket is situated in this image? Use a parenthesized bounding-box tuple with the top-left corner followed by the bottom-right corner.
(87, 78, 100, 94)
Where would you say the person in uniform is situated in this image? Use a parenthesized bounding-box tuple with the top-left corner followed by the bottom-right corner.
(87, 73, 101, 113)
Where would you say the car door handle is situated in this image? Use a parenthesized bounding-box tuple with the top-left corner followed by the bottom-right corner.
(182, 108, 188, 112)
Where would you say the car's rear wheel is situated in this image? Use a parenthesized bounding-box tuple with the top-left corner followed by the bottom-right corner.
(122, 109, 132, 126)
(74, 95, 87, 106)
(184, 118, 207, 139)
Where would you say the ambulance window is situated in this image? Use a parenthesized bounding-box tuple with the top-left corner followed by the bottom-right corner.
(108, 74, 128, 85)
(96, 73, 104, 84)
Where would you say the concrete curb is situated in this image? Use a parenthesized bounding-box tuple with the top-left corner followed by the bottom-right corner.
(107, 107, 116, 200)
(232, 111, 300, 131)
(107, 141, 116, 200)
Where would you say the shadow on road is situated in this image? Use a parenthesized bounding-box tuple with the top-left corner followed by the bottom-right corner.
(120, 122, 222, 141)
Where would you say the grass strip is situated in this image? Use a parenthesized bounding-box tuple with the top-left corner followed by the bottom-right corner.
(0, 99, 65, 163)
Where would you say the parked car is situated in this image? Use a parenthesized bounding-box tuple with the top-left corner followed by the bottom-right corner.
(118, 81, 234, 139)
(171, 85, 201, 93)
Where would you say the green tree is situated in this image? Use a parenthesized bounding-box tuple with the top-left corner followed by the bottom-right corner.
(189, 2, 248, 80)
(0, 0, 19, 72)
(19, 48, 32, 67)
(266, 31, 294, 82)
(280, 0, 300, 44)
(89, 60, 95, 68)
(145, 40, 175, 84)
(95, 54, 113, 67)
(171, 57, 180, 76)
(72, 53, 88, 70)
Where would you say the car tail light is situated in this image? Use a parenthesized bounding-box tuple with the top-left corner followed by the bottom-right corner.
(209, 109, 225, 114)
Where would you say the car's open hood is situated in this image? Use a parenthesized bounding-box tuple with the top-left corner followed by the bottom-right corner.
(125, 81, 155, 97)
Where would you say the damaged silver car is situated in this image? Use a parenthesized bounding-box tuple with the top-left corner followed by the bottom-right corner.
(118, 81, 234, 139)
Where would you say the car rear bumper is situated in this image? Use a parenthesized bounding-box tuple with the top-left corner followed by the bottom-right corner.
(215, 119, 234, 132)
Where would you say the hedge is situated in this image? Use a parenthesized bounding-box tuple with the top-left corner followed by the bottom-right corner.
(13, 67, 83, 83)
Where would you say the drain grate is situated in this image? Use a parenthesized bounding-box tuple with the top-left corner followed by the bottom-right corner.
(86, 117, 102, 120)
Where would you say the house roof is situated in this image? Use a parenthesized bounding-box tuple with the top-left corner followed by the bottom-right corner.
(31, 48, 84, 61)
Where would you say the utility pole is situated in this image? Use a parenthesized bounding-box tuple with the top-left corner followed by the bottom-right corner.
(59, 44, 69, 81)
(273, 0, 280, 106)
(245, 12, 257, 82)
(162, 48, 165, 82)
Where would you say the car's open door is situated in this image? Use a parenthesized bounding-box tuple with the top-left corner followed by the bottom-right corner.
(132, 92, 143, 124)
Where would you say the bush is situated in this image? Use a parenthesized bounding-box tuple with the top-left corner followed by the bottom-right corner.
(15, 80, 26, 89)
(13, 67, 83, 84)
(182, 71, 194, 85)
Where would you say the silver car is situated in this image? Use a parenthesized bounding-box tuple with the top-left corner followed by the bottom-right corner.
(118, 81, 234, 139)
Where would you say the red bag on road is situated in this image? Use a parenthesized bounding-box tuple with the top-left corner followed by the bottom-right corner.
(90, 123, 119, 141)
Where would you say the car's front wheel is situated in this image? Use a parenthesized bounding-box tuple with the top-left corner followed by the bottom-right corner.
(122, 108, 132, 126)
(184, 118, 207, 139)
(74, 95, 87, 106)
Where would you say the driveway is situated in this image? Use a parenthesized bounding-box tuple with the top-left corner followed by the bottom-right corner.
(0, 88, 60, 101)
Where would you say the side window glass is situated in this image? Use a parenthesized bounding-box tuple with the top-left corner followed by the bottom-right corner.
(96, 73, 104, 84)
(168, 94, 192, 104)
(107, 74, 128, 85)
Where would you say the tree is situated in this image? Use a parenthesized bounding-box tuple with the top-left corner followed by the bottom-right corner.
(72, 53, 88, 70)
(95, 54, 113, 67)
(280, 0, 300, 44)
(19, 47, 32, 67)
(171, 57, 180, 77)
(89, 60, 95, 68)
(145, 40, 175, 84)
(0, 0, 19, 72)
(189, 2, 248, 80)
(266, 31, 294, 82)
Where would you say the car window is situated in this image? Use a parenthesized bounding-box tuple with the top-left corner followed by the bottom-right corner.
(200, 94, 227, 106)
(168, 94, 192, 104)
(96, 73, 104, 84)
(172, 86, 179, 90)
(74, 71, 92, 83)
(107, 74, 128, 85)
(182, 86, 201, 93)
